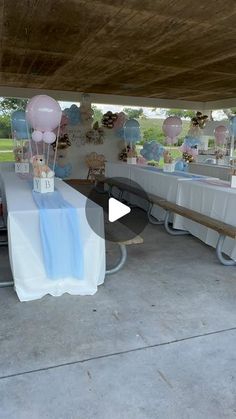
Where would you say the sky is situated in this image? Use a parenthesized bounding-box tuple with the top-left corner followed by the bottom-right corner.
(59, 101, 227, 121)
(59, 101, 165, 118)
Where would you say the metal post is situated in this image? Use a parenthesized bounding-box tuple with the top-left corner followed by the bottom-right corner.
(106, 244, 127, 275)
(216, 235, 236, 266)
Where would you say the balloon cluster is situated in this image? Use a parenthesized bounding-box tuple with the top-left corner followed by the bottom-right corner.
(102, 111, 118, 128)
(124, 119, 141, 145)
(52, 134, 71, 151)
(114, 112, 127, 129)
(162, 116, 182, 144)
(26, 95, 62, 144)
(140, 141, 164, 162)
(64, 104, 81, 126)
(86, 122, 104, 144)
(59, 114, 69, 135)
(214, 125, 229, 145)
(180, 143, 198, 163)
(191, 111, 208, 129)
(119, 145, 131, 162)
(80, 103, 93, 124)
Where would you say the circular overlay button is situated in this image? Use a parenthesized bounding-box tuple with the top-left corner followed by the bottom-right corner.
(85, 176, 150, 243)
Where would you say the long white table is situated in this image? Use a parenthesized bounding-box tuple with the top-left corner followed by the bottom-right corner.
(106, 162, 236, 261)
(188, 162, 231, 181)
(1, 173, 105, 301)
(105, 162, 214, 220)
(174, 178, 236, 260)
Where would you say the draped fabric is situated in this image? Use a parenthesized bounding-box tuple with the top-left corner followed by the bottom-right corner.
(32, 190, 84, 280)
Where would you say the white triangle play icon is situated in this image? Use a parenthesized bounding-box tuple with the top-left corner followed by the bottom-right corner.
(108, 198, 131, 222)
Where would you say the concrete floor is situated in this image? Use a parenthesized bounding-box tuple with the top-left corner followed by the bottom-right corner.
(1, 220, 236, 418)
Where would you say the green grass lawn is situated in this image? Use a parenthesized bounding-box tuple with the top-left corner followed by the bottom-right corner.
(0, 138, 13, 149)
(0, 152, 14, 162)
(139, 118, 190, 144)
(0, 139, 14, 162)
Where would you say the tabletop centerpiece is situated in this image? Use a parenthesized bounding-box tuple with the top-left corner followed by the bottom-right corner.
(26, 95, 62, 193)
(11, 110, 30, 174)
(123, 119, 141, 164)
(162, 116, 182, 172)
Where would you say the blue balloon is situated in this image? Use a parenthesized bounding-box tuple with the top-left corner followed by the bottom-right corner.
(124, 119, 141, 144)
(175, 159, 188, 172)
(11, 110, 29, 139)
(54, 163, 72, 179)
(230, 116, 236, 136)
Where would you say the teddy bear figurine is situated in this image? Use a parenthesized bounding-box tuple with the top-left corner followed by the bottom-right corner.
(163, 150, 173, 164)
(14, 145, 28, 163)
(31, 155, 54, 178)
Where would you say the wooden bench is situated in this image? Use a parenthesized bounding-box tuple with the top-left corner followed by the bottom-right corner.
(95, 175, 236, 266)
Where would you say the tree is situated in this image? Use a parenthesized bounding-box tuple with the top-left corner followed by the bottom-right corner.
(166, 109, 195, 119)
(92, 105, 103, 123)
(0, 98, 28, 115)
(0, 114, 11, 138)
(123, 107, 144, 119)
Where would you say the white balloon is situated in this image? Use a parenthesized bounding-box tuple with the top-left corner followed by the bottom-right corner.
(32, 130, 43, 143)
(43, 131, 56, 144)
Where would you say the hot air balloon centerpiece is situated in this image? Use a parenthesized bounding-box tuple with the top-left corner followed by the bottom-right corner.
(25, 95, 62, 193)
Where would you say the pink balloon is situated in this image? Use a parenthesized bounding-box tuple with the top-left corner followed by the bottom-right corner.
(32, 130, 43, 142)
(43, 131, 56, 144)
(113, 112, 127, 129)
(162, 116, 182, 141)
(60, 114, 69, 127)
(214, 125, 229, 145)
(26, 95, 62, 131)
(25, 95, 41, 127)
(166, 136, 178, 145)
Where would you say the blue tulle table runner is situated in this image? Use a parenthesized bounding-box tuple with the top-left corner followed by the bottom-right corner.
(32, 190, 84, 280)
(140, 166, 205, 179)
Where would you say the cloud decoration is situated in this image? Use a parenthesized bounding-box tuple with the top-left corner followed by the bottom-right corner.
(140, 141, 165, 162)
(183, 135, 202, 148)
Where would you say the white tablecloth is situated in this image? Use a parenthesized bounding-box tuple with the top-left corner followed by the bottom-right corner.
(189, 162, 231, 181)
(174, 178, 236, 260)
(1, 173, 105, 301)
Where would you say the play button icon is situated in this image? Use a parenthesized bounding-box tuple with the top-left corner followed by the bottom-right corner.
(85, 176, 149, 243)
(108, 198, 131, 222)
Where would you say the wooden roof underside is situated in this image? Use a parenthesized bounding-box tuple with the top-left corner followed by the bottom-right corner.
(1, 0, 236, 102)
